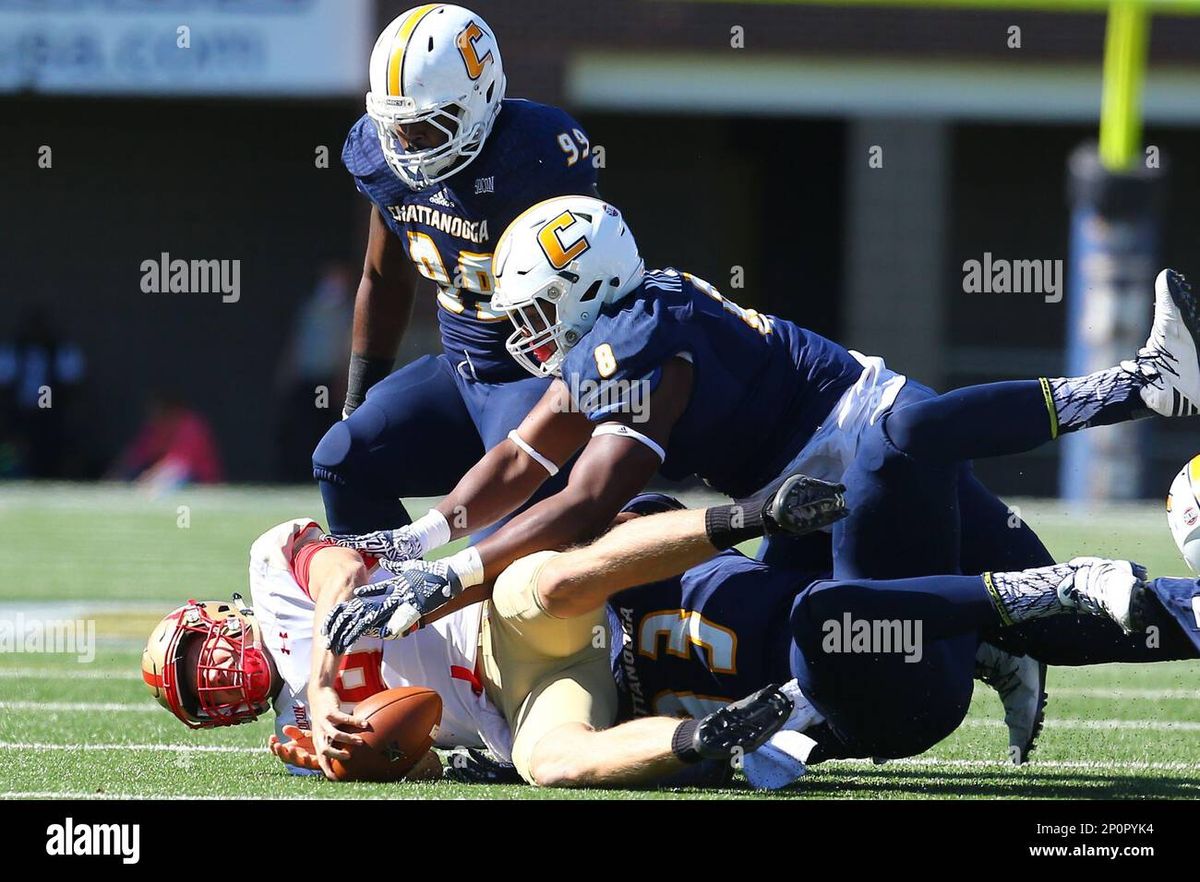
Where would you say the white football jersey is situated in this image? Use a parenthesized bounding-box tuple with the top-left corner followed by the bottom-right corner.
(247, 519, 513, 773)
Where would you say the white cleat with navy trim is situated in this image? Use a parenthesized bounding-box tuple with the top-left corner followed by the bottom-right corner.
(1125, 269, 1200, 418)
(974, 642, 1046, 765)
(1056, 557, 1147, 634)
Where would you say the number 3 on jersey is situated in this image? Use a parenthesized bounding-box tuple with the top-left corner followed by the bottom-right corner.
(638, 609, 739, 719)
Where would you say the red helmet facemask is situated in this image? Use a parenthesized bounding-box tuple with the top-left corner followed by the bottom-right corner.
(146, 597, 272, 729)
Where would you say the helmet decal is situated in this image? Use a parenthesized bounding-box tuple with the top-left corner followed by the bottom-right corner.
(456, 20, 494, 80)
(537, 211, 591, 270)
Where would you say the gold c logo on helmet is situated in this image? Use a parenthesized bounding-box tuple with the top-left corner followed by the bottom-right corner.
(537, 211, 590, 269)
(456, 21, 493, 80)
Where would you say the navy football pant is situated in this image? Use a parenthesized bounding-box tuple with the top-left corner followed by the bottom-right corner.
(790, 574, 998, 759)
(758, 381, 1056, 576)
(313, 354, 569, 536)
(792, 379, 1197, 759)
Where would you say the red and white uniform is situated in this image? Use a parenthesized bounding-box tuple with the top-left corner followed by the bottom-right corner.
(247, 519, 513, 774)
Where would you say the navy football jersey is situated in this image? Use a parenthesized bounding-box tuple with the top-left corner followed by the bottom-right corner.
(560, 269, 866, 498)
(607, 550, 814, 721)
(343, 99, 598, 379)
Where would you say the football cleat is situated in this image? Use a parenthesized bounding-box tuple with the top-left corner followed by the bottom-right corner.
(1057, 557, 1148, 634)
(766, 474, 848, 536)
(743, 472, 848, 537)
(442, 748, 524, 785)
(1124, 269, 1200, 418)
(692, 685, 793, 760)
(974, 642, 1047, 765)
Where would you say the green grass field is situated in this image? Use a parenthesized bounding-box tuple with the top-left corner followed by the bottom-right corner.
(1, 482, 1198, 800)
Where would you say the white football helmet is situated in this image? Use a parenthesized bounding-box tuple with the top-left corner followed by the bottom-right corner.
(491, 196, 645, 378)
(366, 4, 506, 189)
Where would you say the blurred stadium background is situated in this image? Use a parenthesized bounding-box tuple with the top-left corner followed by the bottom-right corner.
(2, 0, 1199, 498)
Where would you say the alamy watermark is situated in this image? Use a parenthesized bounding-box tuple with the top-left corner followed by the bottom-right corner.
(962, 253, 1063, 304)
(0, 614, 96, 663)
(552, 375, 651, 423)
(822, 614, 923, 663)
(140, 252, 241, 303)
(46, 818, 139, 864)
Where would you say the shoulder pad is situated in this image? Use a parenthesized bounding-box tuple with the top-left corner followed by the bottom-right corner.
(342, 114, 385, 178)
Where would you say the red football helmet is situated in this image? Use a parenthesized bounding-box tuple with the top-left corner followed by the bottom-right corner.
(142, 595, 273, 729)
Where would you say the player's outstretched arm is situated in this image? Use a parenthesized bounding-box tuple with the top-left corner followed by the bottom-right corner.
(324, 379, 592, 569)
(305, 544, 372, 777)
(344, 205, 419, 417)
(465, 358, 694, 586)
(431, 378, 595, 537)
(324, 361, 690, 631)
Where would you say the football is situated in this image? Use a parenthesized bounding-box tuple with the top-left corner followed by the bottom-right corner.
(1166, 455, 1200, 572)
(328, 686, 443, 782)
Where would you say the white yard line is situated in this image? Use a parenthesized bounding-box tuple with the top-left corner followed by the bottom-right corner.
(0, 791, 282, 800)
(2, 677, 1194, 696)
(962, 717, 1200, 731)
(1, 756, 1196, 801)
(0, 741, 260, 753)
(1045, 688, 1200, 700)
(1, 672, 1194, 697)
(847, 757, 1200, 771)
(6, 697, 1200, 732)
(0, 701, 160, 713)
(0, 669, 141, 680)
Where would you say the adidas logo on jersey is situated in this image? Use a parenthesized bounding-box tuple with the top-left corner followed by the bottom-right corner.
(429, 189, 454, 208)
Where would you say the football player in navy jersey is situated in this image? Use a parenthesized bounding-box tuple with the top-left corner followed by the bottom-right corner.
(607, 492, 1200, 778)
(312, 6, 599, 563)
(605, 267, 1200, 770)
(320, 195, 1200, 762)
(323, 195, 1052, 621)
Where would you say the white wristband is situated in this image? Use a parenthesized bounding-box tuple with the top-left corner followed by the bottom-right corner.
(446, 546, 485, 589)
(410, 509, 452, 555)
